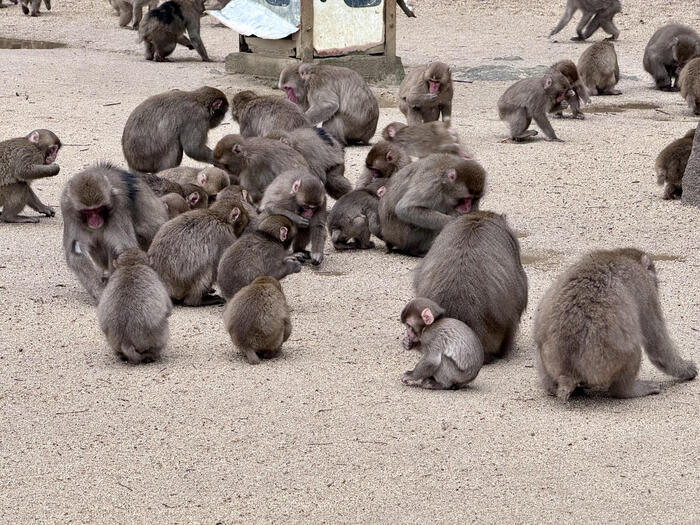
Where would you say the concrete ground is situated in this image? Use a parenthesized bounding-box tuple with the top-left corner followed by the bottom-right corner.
(0, 0, 698, 522)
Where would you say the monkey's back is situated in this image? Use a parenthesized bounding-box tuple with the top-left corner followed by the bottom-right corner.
(423, 318, 484, 386)
(643, 24, 700, 71)
(497, 77, 543, 117)
(655, 132, 694, 185)
(328, 190, 378, 233)
(225, 281, 289, 351)
(578, 41, 619, 90)
(680, 58, 700, 100)
(0, 138, 40, 185)
(240, 97, 309, 138)
(217, 233, 285, 299)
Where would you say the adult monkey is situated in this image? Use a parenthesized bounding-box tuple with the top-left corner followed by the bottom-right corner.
(550, 0, 621, 42)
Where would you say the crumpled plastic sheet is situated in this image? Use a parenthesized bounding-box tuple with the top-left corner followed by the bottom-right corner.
(207, 0, 301, 39)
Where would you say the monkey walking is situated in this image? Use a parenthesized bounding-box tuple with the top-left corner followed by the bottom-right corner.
(19, 0, 50, 16)
(535, 248, 697, 401)
(400, 298, 484, 390)
(139, 0, 210, 62)
(549, 0, 621, 42)
(0, 0, 20, 8)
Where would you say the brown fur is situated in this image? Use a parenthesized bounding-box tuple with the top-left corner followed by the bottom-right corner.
(231, 90, 310, 137)
(327, 179, 385, 250)
(382, 121, 467, 159)
(355, 141, 410, 189)
(399, 62, 454, 125)
(161, 192, 189, 219)
(655, 128, 696, 200)
(550, 59, 591, 119)
(158, 165, 229, 196)
(679, 57, 700, 115)
(115, 0, 157, 29)
(140, 171, 208, 210)
(549, 0, 621, 41)
(643, 24, 700, 91)
(138, 0, 210, 62)
(577, 41, 621, 95)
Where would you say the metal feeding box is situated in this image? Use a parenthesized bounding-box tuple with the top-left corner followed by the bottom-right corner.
(211, 0, 407, 82)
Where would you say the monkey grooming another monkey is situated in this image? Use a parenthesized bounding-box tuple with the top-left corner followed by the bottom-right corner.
(327, 180, 385, 250)
(643, 24, 700, 91)
(115, 0, 157, 29)
(355, 141, 410, 189)
(148, 196, 248, 306)
(549, 0, 621, 41)
(679, 58, 700, 115)
(157, 166, 229, 198)
(535, 248, 697, 401)
(278, 63, 379, 145)
(271, 127, 351, 200)
(398, 62, 454, 125)
(97, 248, 172, 365)
(61, 163, 169, 302)
(212, 134, 308, 203)
(0, 129, 61, 223)
(140, 171, 208, 210)
(497, 71, 573, 142)
(551, 60, 590, 119)
(400, 297, 484, 390)
(378, 154, 485, 256)
(655, 128, 695, 200)
(231, 90, 310, 138)
(414, 212, 528, 363)
(139, 0, 210, 62)
(577, 40, 621, 96)
(259, 169, 327, 265)
(382, 121, 467, 159)
(19, 0, 50, 16)
(217, 214, 301, 300)
(216, 184, 259, 231)
(224, 276, 292, 364)
(122, 87, 228, 173)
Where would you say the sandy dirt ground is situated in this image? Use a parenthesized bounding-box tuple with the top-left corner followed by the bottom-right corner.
(0, 0, 698, 522)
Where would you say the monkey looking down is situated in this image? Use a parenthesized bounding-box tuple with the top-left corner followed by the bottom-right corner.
(382, 121, 467, 159)
(355, 141, 410, 190)
(550, 60, 590, 120)
(577, 40, 621, 96)
(231, 90, 310, 138)
(643, 24, 700, 91)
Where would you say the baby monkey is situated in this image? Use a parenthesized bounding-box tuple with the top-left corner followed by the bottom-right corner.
(400, 298, 484, 390)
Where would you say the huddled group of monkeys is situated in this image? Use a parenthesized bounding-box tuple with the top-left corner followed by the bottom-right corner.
(0, 1, 698, 402)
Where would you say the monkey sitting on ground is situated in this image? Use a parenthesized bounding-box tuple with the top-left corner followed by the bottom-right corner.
(157, 165, 230, 199)
(19, 0, 50, 16)
(114, 0, 157, 29)
(550, 59, 590, 119)
(148, 196, 249, 306)
(577, 40, 621, 96)
(378, 154, 485, 256)
(97, 248, 172, 365)
(535, 248, 697, 401)
(161, 192, 190, 219)
(400, 297, 484, 390)
(61, 163, 169, 302)
(549, 0, 621, 41)
(259, 169, 327, 265)
(216, 184, 259, 231)
(122, 86, 228, 173)
(643, 24, 700, 91)
(139, 0, 210, 62)
(355, 141, 410, 189)
(497, 71, 573, 142)
(655, 128, 695, 200)
(212, 134, 308, 203)
(382, 121, 467, 159)
(414, 212, 528, 363)
(327, 180, 385, 250)
(279, 63, 379, 145)
(140, 171, 208, 210)
(270, 127, 351, 200)
(679, 58, 700, 115)
(398, 62, 454, 125)
(217, 214, 301, 300)
(224, 276, 292, 364)
(0, 129, 61, 223)
(231, 90, 310, 138)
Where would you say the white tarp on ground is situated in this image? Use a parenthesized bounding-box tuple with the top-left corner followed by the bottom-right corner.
(207, 0, 301, 39)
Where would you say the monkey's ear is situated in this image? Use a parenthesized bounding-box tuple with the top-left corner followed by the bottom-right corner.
(241, 188, 250, 202)
(28, 131, 40, 143)
(377, 186, 386, 198)
(291, 179, 301, 194)
(212, 99, 224, 111)
(387, 125, 396, 138)
(446, 169, 456, 182)
(188, 192, 200, 206)
(233, 144, 242, 154)
(544, 76, 553, 89)
(197, 172, 208, 185)
(279, 226, 288, 242)
(386, 150, 394, 162)
(229, 207, 241, 222)
(421, 308, 435, 326)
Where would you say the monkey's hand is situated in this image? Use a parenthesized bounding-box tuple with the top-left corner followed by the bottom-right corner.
(310, 252, 323, 265)
(284, 256, 303, 273)
(401, 371, 414, 384)
(40, 206, 56, 218)
(402, 336, 415, 350)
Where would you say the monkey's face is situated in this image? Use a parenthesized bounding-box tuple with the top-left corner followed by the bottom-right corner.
(80, 205, 110, 230)
(45, 143, 60, 164)
(295, 188, 324, 220)
(367, 146, 399, 178)
(424, 64, 450, 94)
(280, 68, 306, 104)
(213, 138, 246, 176)
(209, 98, 229, 128)
(403, 319, 422, 349)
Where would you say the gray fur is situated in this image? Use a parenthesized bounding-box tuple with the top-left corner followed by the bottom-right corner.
(327, 180, 384, 250)
(231, 90, 310, 138)
(578, 41, 621, 95)
(356, 141, 411, 189)
(679, 58, 700, 115)
(643, 24, 700, 91)
(549, 0, 621, 41)
(655, 128, 695, 200)
(382, 121, 467, 158)
(398, 62, 454, 125)
(139, 0, 210, 62)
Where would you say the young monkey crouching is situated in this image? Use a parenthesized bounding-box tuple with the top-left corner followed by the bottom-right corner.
(401, 298, 484, 390)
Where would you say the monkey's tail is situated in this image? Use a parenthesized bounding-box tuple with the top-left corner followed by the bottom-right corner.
(120, 344, 143, 365)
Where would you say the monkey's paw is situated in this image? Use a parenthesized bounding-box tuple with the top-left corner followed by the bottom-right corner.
(678, 361, 698, 381)
(41, 207, 55, 217)
(310, 253, 323, 265)
(401, 372, 413, 384)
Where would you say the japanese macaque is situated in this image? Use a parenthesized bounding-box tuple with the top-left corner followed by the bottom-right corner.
(224, 276, 292, 364)
(61, 163, 168, 302)
(398, 62, 454, 125)
(122, 87, 228, 173)
(212, 134, 308, 203)
(0, 129, 61, 223)
(271, 127, 351, 199)
(278, 63, 379, 145)
(378, 154, 485, 256)
(216, 184, 259, 231)
(327, 180, 385, 250)
(19, 0, 51, 16)
(577, 40, 621, 95)
(231, 90, 309, 137)
(114, 0, 157, 29)
(259, 169, 327, 265)
(355, 141, 410, 189)
(140, 171, 208, 210)
(161, 192, 190, 218)
(217, 214, 301, 300)
(535, 248, 697, 401)
(551, 59, 590, 119)
(549, 0, 621, 41)
(655, 128, 695, 200)
(0, 0, 20, 8)
(139, 0, 210, 62)
(97, 248, 172, 364)
(497, 71, 573, 142)
(679, 58, 700, 115)
(381, 121, 467, 158)
(400, 297, 484, 390)
(158, 165, 229, 198)
(147, 195, 249, 306)
(414, 212, 528, 363)
(643, 24, 700, 91)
